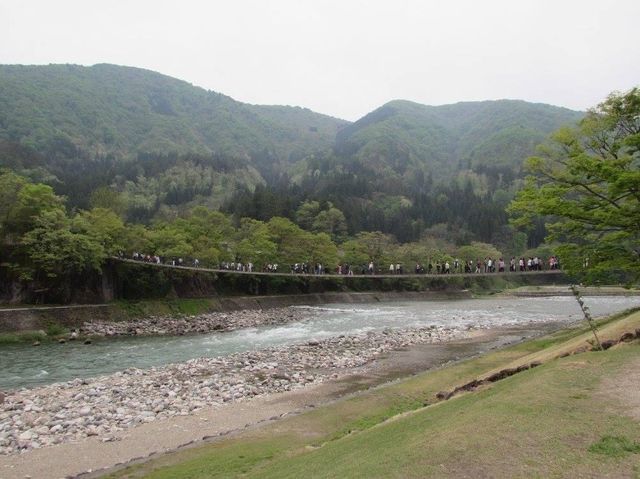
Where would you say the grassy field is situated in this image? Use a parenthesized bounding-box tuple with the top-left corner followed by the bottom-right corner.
(104, 311, 640, 479)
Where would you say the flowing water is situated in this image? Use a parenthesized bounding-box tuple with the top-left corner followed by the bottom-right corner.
(1, 295, 639, 390)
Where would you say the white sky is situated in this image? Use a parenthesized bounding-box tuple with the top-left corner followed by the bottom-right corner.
(1, 0, 638, 121)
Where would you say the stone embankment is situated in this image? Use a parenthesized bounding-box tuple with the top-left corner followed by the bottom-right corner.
(78, 307, 308, 337)
(0, 325, 468, 455)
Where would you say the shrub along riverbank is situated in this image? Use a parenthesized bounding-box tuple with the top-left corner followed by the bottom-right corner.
(104, 310, 640, 479)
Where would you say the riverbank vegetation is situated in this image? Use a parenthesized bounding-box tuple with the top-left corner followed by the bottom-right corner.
(104, 310, 640, 479)
(0, 170, 550, 303)
(0, 330, 49, 345)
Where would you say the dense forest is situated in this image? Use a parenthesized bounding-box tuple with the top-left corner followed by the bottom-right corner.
(0, 63, 587, 301)
(0, 169, 516, 302)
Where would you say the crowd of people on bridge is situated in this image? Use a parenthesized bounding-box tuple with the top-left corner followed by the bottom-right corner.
(123, 251, 560, 276)
(400, 256, 560, 275)
(219, 261, 256, 272)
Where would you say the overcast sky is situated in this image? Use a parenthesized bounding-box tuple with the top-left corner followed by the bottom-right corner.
(1, 0, 638, 121)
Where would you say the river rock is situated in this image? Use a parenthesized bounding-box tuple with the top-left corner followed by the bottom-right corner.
(18, 431, 33, 441)
(78, 307, 311, 338)
(0, 322, 469, 456)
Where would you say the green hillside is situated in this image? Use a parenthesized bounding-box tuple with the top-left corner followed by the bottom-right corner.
(0, 63, 346, 166)
(0, 64, 347, 211)
(335, 99, 583, 180)
(0, 63, 583, 244)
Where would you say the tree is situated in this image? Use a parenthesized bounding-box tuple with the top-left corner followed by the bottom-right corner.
(305, 232, 339, 267)
(72, 208, 126, 255)
(295, 200, 348, 241)
(0, 171, 65, 240)
(235, 218, 277, 266)
(509, 87, 640, 283)
(456, 242, 503, 262)
(295, 200, 321, 230)
(120, 224, 152, 255)
(312, 206, 348, 240)
(0, 170, 28, 242)
(350, 231, 396, 268)
(395, 242, 445, 267)
(149, 225, 194, 259)
(168, 207, 235, 263)
(89, 187, 127, 217)
(340, 239, 371, 268)
(21, 209, 105, 279)
(267, 217, 315, 264)
(179, 207, 234, 242)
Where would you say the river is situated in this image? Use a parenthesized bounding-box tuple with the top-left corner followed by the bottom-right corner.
(1, 295, 639, 391)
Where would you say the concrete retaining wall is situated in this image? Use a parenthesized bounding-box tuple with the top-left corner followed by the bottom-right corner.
(217, 290, 471, 310)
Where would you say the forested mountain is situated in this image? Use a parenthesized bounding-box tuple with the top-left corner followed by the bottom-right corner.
(0, 63, 583, 249)
(256, 100, 582, 246)
(0, 64, 345, 164)
(0, 64, 346, 211)
(335, 99, 583, 182)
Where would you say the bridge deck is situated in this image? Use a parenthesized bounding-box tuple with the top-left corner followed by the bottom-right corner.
(114, 258, 564, 280)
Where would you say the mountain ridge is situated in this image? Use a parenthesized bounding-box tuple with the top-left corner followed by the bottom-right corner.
(0, 63, 584, 222)
(0, 63, 348, 164)
(335, 97, 583, 179)
(0, 63, 584, 170)
(0, 63, 589, 249)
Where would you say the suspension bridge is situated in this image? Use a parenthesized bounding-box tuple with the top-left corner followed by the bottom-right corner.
(113, 258, 565, 280)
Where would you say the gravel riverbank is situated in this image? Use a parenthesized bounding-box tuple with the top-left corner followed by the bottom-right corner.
(78, 307, 309, 337)
(0, 324, 469, 455)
